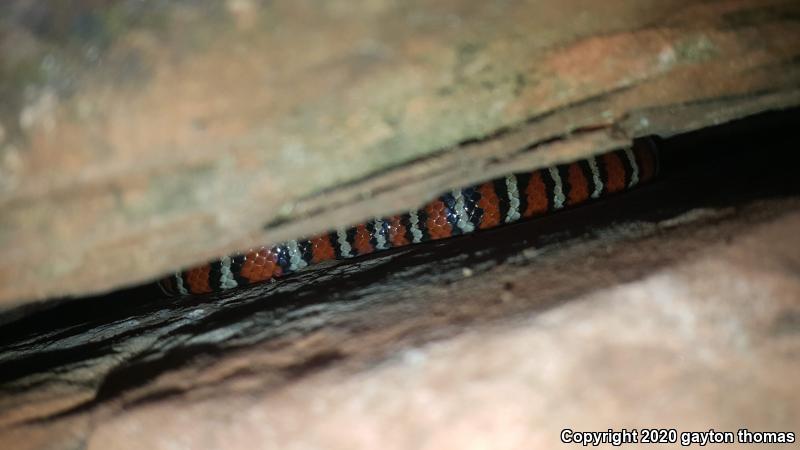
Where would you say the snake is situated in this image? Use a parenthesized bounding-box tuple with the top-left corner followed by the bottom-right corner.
(158, 141, 658, 296)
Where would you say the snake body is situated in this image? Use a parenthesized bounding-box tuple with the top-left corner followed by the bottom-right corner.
(158, 143, 658, 296)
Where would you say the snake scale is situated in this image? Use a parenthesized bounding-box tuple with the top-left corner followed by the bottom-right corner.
(158, 141, 658, 296)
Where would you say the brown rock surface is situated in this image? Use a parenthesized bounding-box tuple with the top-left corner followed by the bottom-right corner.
(88, 209, 800, 449)
(1, 0, 800, 304)
(1, 126, 798, 448)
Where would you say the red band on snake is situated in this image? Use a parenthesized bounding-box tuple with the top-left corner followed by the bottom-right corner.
(158, 143, 659, 297)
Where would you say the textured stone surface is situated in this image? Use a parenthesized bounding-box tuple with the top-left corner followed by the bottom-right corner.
(1, 0, 799, 304)
(88, 213, 800, 450)
(0, 121, 798, 448)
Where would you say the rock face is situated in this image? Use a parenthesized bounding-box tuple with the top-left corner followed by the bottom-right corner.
(88, 210, 800, 450)
(1, 116, 799, 448)
(1, 1, 799, 448)
(1, 0, 800, 305)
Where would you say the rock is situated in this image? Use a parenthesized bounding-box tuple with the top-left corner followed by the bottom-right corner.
(1, 0, 799, 305)
(1, 120, 798, 448)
